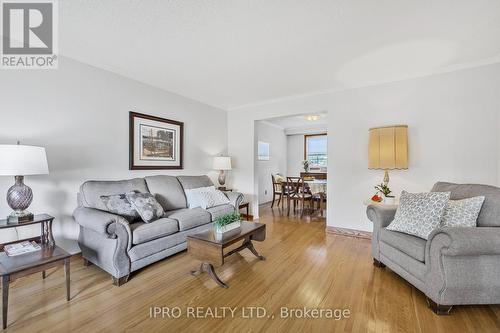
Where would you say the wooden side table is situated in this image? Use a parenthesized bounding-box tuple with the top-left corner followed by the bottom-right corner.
(363, 199, 398, 207)
(0, 214, 71, 329)
(239, 202, 250, 221)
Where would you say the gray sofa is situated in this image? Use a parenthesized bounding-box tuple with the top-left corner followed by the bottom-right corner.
(73, 175, 243, 286)
(367, 182, 500, 314)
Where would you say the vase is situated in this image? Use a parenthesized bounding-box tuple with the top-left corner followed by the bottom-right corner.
(384, 196, 396, 205)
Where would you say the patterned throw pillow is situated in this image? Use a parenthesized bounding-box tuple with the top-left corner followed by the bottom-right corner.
(441, 196, 485, 227)
(100, 193, 139, 222)
(185, 186, 215, 209)
(387, 191, 450, 240)
(185, 186, 230, 209)
(125, 192, 165, 223)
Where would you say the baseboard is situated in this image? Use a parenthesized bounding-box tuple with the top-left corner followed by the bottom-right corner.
(325, 226, 372, 240)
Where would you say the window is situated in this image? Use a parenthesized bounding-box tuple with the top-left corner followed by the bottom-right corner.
(304, 134, 327, 172)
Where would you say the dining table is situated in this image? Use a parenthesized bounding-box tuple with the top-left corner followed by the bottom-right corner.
(304, 179, 327, 195)
(304, 179, 327, 215)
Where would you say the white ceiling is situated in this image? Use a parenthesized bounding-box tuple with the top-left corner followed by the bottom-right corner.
(264, 113, 328, 130)
(60, 1, 500, 110)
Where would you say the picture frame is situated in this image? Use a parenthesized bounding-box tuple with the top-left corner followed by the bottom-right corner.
(129, 111, 184, 170)
(258, 141, 270, 160)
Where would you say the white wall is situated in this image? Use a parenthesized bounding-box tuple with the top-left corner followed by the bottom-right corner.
(0, 57, 228, 253)
(498, 113, 500, 186)
(228, 63, 500, 227)
(287, 134, 304, 177)
(255, 121, 287, 204)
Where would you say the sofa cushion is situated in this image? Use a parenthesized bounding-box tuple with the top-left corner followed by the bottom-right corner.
(380, 228, 426, 262)
(145, 175, 187, 211)
(80, 178, 149, 211)
(129, 218, 179, 245)
(206, 204, 235, 221)
(432, 182, 500, 227)
(164, 208, 212, 231)
(128, 223, 213, 262)
(177, 175, 214, 190)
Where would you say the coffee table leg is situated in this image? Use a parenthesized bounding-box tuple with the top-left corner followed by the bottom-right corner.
(65, 258, 71, 301)
(244, 240, 265, 260)
(191, 263, 228, 289)
(2, 275, 9, 329)
(190, 263, 204, 276)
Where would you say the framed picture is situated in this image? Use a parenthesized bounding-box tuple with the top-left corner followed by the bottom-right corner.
(258, 141, 270, 160)
(129, 111, 183, 170)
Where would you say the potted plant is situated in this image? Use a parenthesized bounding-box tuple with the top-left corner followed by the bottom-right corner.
(302, 160, 310, 172)
(214, 212, 242, 240)
(374, 183, 395, 204)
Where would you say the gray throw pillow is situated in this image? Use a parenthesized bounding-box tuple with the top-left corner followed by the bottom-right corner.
(100, 193, 139, 222)
(441, 196, 485, 227)
(387, 191, 450, 240)
(125, 192, 164, 223)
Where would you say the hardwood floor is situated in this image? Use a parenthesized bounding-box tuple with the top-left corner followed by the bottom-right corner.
(2, 204, 500, 332)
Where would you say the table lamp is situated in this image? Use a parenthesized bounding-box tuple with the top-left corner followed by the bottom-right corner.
(0, 144, 49, 222)
(213, 156, 232, 190)
(368, 125, 408, 186)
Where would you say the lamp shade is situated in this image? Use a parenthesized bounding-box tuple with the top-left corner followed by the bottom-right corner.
(368, 125, 408, 170)
(0, 145, 49, 176)
(213, 156, 232, 170)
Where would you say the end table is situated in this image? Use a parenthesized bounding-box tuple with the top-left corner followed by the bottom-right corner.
(0, 214, 71, 329)
(239, 202, 250, 221)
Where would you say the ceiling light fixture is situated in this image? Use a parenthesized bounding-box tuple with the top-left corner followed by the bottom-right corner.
(306, 115, 320, 121)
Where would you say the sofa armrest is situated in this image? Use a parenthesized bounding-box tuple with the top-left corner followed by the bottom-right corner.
(224, 191, 244, 210)
(366, 205, 397, 261)
(74, 207, 133, 279)
(73, 207, 131, 240)
(366, 205, 397, 229)
(425, 227, 500, 305)
(427, 227, 500, 257)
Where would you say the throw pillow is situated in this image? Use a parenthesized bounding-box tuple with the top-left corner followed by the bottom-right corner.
(200, 189, 231, 209)
(125, 192, 165, 223)
(387, 191, 450, 240)
(274, 174, 285, 183)
(441, 196, 485, 227)
(100, 193, 139, 222)
(185, 186, 230, 209)
(185, 186, 216, 209)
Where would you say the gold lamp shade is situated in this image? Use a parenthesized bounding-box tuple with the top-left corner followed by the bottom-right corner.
(368, 125, 408, 184)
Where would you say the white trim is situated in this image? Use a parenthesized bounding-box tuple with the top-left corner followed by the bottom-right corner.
(285, 124, 328, 136)
(259, 120, 285, 130)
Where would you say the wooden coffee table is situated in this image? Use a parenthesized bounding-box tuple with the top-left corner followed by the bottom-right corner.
(187, 222, 266, 288)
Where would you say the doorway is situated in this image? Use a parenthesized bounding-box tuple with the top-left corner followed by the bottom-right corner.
(254, 112, 328, 219)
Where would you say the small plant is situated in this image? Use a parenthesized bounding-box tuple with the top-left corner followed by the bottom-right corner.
(302, 160, 310, 172)
(374, 183, 393, 197)
(214, 212, 241, 230)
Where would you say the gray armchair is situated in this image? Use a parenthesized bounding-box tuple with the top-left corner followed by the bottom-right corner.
(367, 182, 500, 314)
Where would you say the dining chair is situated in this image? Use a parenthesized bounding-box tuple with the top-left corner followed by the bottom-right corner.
(287, 177, 313, 218)
(271, 174, 289, 208)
